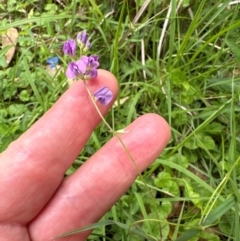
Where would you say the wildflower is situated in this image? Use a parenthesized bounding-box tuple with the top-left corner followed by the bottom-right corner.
(94, 87, 113, 106)
(77, 30, 91, 52)
(63, 39, 76, 56)
(66, 55, 99, 80)
(46, 56, 59, 69)
(86, 55, 99, 68)
(66, 60, 86, 79)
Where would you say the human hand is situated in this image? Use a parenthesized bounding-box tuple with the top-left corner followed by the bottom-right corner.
(0, 70, 170, 241)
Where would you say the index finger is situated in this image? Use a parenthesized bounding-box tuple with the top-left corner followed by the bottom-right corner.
(0, 69, 118, 223)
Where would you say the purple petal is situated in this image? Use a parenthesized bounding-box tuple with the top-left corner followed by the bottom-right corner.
(85, 68, 98, 80)
(89, 68, 98, 79)
(94, 87, 113, 106)
(66, 61, 86, 79)
(75, 59, 87, 73)
(80, 56, 89, 65)
(66, 62, 78, 79)
(77, 30, 87, 44)
(77, 30, 91, 51)
(63, 39, 76, 56)
(88, 55, 99, 68)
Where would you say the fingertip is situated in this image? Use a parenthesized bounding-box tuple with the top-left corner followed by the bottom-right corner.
(121, 113, 171, 167)
(136, 113, 171, 144)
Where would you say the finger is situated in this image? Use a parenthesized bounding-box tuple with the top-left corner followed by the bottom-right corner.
(29, 114, 171, 241)
(0, 70, 118, 224)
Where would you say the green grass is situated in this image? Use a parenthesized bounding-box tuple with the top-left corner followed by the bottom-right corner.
(1, 0, 240, 240)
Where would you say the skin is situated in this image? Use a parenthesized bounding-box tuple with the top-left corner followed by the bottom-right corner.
(0, 70, 171, 241)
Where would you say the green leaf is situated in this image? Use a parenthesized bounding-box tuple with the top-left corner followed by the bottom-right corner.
(184, 138, 198, 150)
(166, 180, 179, 196)
(154, 172, 179, 196)
(0, 122, 8, 135)
(203, 122, 224, 134)
(19, 90, 30, 102)
(202, 195, 237, 227)
(157, 201, 172, 218)
(183, 181, 202, 208)
(8, 104, 28, 116)
(169, 68, 187, 86)
(0, 136, 13, 152)
(182, 0, 190, 7)
(183, 149, 198, 163)
(169, 153, 189, 168)
(0, 45, 13, 58)
(197, 135, 216, 150)
(182, 81, 190, 91)
(200, 230, 220, 241)
(175, 228, 201, 241)
(0, 56, 7, 68)
(65, 165, 76, 176)
(219, 216, 232, 236)
(225, 39, 240, 63)
(54, 220, 156, 240)
(142, 216, 169, 240)
(154, 172, 172, 187)
(172, 110, 188, 126)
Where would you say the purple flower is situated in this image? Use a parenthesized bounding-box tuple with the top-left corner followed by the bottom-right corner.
(66, 55, 100, 80)
(83, 55, 99, 79)
(66, 60, 86, 79)
(46, 56, 59, 69)
(88, 55, 99, 68)
(77, 30, 88, 45)
(63, 39, 76, 56)
(77, 30, 91, 52)
(94, 87, 113, 106)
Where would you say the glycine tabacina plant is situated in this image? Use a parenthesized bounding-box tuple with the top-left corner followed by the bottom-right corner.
(63, 30, 113, 106)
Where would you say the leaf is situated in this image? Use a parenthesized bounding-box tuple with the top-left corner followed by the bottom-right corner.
(8, 104, 28, 116)
(157, 201, 172, 218)
(184, 138, 198, 150)
(0, 136, 13, 152)
(202, 195, 236, 227)
(225, 39, 240, 63)
(0, 122, 8, 135)
(183, 149, 198, 163)
(197, 135, 216, 150)
(169, 153, 189, 168)
(166, 180, 180, 196)
(175, 228, 201, 241)
(203, 122, 224, 134)
(19, 90, 30, 102)
(54, 220, 156, 240)
(169, 68, 187, 86)
(142, 216, 170, 240)
(200, 230, 220, 241)
(219, 216, 232, 236)
(182, 0, 190, 7)
(1, 28, 18, 65)
(154, 172, 179, 196)
(183, 181, 202, 208)
(65, 165, 76, 175)
(154, 172, 172, 187)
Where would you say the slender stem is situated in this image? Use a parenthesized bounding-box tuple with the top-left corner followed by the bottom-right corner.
(83, 80, 143, 176)
(84, 79, 163, 237)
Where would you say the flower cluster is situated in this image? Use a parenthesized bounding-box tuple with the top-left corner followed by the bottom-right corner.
(66, 55, 99, 80)
(62, 30, 113, 106)
(63, 30, 98, 81)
